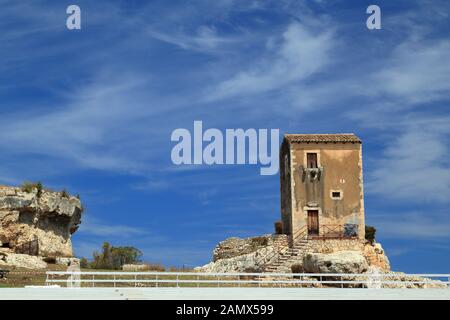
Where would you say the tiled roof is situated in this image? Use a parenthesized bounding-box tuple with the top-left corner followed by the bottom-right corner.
(284, 134, 361, 143)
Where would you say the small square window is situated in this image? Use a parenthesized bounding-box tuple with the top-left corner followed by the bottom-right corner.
(330, 190, 343, 200)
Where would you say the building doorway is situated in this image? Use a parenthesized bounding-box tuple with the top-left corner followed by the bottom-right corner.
(307, 210, 319, 236)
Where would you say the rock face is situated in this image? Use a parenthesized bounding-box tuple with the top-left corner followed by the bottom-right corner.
(197, 234, 289, 273)
(303, 251, 369, 274)
(0, 252, 47, 269)
(0, 185, 83, 258)
(363, 242, 390, 271)
(197, 235, 390, 275)
(213, 236, 272, 261)
(200, 246, 277, 273)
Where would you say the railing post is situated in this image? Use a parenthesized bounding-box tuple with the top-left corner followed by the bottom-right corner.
(114, 274, 116, 288)
(92, 274, 95, 287)
(156, 274, 158, 288)
(135, 274, 137, 287)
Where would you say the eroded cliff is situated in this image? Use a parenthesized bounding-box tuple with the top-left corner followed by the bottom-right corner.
(0, 185, 83, 258)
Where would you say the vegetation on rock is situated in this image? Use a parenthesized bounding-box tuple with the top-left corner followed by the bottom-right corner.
(365, 225, 376, 244)
(21, 181, 43, 197)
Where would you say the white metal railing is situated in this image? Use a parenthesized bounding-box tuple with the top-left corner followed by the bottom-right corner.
(45, 271, 450, 289)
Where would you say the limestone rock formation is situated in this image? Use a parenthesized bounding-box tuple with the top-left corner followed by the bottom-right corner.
(197, 235, 390, 275)
(363, 242, 390, 271)
(0, 185, 83, 258)
(0, 252, 47, 269)
(200, 247, 276, 273)
(213, 235, 277, 261)
(303, 251, 368, 274)
(196, 234, 289, 273)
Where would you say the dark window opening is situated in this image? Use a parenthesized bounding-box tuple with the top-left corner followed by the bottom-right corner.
(1, 242, 10, 248)
(307, 153, 318, 168)
(332, 191, 341, 198)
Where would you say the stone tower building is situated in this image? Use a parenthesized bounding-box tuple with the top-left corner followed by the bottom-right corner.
(279, 134, 365, 240)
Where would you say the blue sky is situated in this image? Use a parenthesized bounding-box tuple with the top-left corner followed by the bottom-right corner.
(0, 0, 449, 272)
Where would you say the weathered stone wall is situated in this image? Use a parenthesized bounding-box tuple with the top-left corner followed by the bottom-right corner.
(290, 143, 365, 239)
(305, 239, 365, 253)
(279, 139, 292, 234)
(0, 185, 83, 257)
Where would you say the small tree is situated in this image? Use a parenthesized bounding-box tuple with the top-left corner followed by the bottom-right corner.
(365, 225, 376, 244)
(111, 246, 143, 269)
(80, 257, 89, 269)
(89, 243, 143, 270)
(101, 242, 113, 269)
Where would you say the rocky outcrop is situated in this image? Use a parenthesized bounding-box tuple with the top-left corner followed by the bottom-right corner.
(199, 246, 277, 273)
(377, 271, 447, 289)
(363, 242, 390, 271)
(197, 234, 390, 275)
(0, 252, 47, 269)
(197, 236, 444, 288)
(0, 185, 83, 258)
(196, 234, 289, 272)
(213, 236, 273, 261)
(303, 251, 368, 274)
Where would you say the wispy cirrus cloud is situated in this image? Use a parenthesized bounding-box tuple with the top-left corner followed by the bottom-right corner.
(366, 121, 450, 203)
(372, 212, 450, 239)
(78, 217, 149, 237)
(204, 22, 335, 102)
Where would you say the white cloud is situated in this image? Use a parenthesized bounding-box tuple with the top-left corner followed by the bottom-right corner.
(373, 40, 450, 105)
(205, 22, 334, 101)
(147, 25, 242, 52)
(78, 217, 149, 237)
(367, 124, 450, 203)
(373, 212, 450, 239)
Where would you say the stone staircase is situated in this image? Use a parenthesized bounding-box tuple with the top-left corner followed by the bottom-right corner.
(264, 240, 309, 273)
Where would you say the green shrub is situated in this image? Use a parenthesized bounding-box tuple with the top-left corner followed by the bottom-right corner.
(90, 242, 144, 270)
(21, 181, 43, 197)
(274, 221, 283, 234)
(80, 257, 89, 268)
(365, 225, 376, 244)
